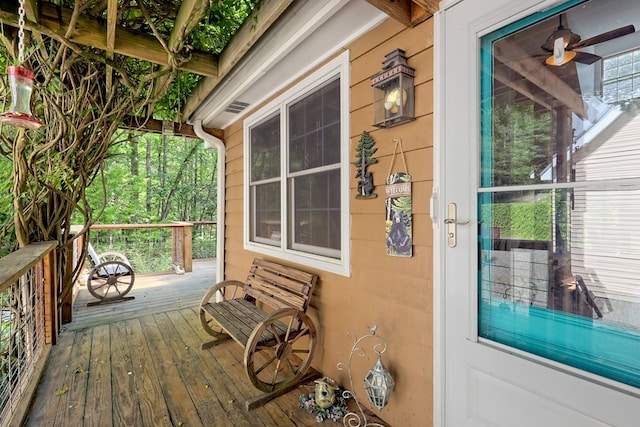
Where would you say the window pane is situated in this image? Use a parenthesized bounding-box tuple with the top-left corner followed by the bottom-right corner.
(603, 81, 617, 103)
(479, 188, 640, 388)
(291, 169, 341, 254)
(603, 57, 618, 80)
(289, 78, 341, 173)
(618, 52, 634, 68)
(618, 77, 633, 100)
(251, 114, 280, 182)
(482, 5, 640, 389)
(253, 182, 281, 243)
(481, 102, 555, 186)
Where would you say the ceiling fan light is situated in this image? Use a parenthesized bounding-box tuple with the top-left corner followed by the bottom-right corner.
(545, 50, 576, 66)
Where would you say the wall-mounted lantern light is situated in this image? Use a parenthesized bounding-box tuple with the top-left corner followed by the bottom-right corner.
(371, 49, 415, 128)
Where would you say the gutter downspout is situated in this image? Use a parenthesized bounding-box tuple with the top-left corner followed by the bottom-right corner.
(194, 120, 226, 283)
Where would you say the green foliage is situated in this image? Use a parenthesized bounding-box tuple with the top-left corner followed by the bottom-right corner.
(192, 0, 260, 53)
(482, 199, 552, 241)
(154, 72, 202, 121)
(0, 159, 12, 256)
(76, 133, 218, 225)
(491, 103, 552, 187)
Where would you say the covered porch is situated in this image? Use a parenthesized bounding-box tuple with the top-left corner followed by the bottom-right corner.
(22, 260, 387, 426)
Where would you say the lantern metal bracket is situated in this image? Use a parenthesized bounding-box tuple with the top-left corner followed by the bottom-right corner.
(336, 325, 393, 427)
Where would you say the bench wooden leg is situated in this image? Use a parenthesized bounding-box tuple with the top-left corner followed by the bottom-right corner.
(245, 367, 321, 411)
(200, 335, 232, 350)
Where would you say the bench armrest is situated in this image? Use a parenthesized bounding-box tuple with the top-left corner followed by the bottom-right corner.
(199, 279, 246, 307)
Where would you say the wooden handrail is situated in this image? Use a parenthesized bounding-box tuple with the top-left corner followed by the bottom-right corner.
(89, 223, 193, 230)
(0, 241, 57, 293)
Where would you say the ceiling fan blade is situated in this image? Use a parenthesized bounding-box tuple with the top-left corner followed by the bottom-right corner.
(572, 25, 635, 49)
(574, 51, 601, 65)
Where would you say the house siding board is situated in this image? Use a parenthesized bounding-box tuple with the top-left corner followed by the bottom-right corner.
(219, 16, 434, 426)
(572, 111, 640, 314)
(348, 17, 406, 61)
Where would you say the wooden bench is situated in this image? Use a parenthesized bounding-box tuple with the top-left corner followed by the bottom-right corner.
(198, 258, 319, 409)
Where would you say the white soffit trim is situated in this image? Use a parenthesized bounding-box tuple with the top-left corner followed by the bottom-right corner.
(191, 0, 386, 129)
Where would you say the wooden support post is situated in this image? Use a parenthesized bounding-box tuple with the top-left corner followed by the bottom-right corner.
(43, 246, 58, 345)
(172, 222, 193, 272)
(60, 246, 74, 324)
(183, 223, 193, 273)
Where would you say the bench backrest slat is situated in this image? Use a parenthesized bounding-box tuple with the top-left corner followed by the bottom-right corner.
(242, 259, 317, 314)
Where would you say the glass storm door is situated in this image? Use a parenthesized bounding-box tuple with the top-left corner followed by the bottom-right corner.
(437, 0, 640, 425)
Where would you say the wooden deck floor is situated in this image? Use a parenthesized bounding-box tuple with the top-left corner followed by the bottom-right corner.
(23, 260, 388, 427)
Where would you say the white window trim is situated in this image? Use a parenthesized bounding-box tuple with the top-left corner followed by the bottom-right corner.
(243, 51, 351, 277)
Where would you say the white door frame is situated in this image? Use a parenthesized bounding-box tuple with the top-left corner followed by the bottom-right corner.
(434, 0, 640, 425)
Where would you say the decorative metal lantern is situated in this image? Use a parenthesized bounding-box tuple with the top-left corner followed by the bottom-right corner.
(0, 66, 43, 129)
(0, 0, 43, 129)
(363, 353, 395, 411)
(371, 49, 415, 128)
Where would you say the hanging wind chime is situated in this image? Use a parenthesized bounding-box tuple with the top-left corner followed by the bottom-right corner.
(0, 0, 43, 129)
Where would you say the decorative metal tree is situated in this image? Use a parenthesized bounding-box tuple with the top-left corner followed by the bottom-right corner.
(353, 131, 378, 199)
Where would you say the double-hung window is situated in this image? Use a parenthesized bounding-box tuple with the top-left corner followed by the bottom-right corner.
(602, 48, 640, 103)
(244, 52, 350, 276)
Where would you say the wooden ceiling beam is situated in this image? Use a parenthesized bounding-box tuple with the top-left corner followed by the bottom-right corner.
(23, 0, 39, 22)
(364, 0, 412, 27)
(182, 0, 294, 120)
(493, 63, 553, 111)
(412, 0, 439, 15)
(493, 39, 586, 118)
(364, 0, 439, 27)
(36, 2, 218, 77)
(121, 116, 224, 140)
(105, 0, 117, 94)
(169, 0, 210, 52)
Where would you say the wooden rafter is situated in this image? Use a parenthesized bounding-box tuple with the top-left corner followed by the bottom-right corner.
(493, 63, 553, 111)
(106, 0, 117, 94)
(182, 0, 294, 119)
(493, 39, 586, 118)
(412, 0, 439, 14)
(365, 0, 412, 27)
(169, 0, 210, 52)
(30, 2, 218, 77)
(121, 116, 224, 140)
(151, 0, 211, 119)
(23, 0, 39, 22)
(364, 0, 439, 27)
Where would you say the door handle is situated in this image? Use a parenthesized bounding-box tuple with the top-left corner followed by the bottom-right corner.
(444, 203, 469, 247)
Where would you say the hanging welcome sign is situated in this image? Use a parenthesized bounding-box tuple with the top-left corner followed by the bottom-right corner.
(385, 139, 412, 257)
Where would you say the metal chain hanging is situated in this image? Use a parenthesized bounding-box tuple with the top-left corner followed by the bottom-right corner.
(18, 0, 26, 64)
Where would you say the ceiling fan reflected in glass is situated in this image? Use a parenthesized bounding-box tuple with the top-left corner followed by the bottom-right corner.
(541, 14, 635, 66)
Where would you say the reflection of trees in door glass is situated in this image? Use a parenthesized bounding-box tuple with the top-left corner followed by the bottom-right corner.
(491, 103, 552, 188)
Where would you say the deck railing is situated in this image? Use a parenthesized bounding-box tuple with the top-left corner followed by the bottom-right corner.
(73, 221, 217, 275)
(0, 242, 57, 427)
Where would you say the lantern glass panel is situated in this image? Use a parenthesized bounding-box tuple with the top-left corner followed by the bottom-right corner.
(372, 56, 415, 128)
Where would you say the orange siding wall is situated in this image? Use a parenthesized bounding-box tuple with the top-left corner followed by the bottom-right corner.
(222, 16, 434, 427)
